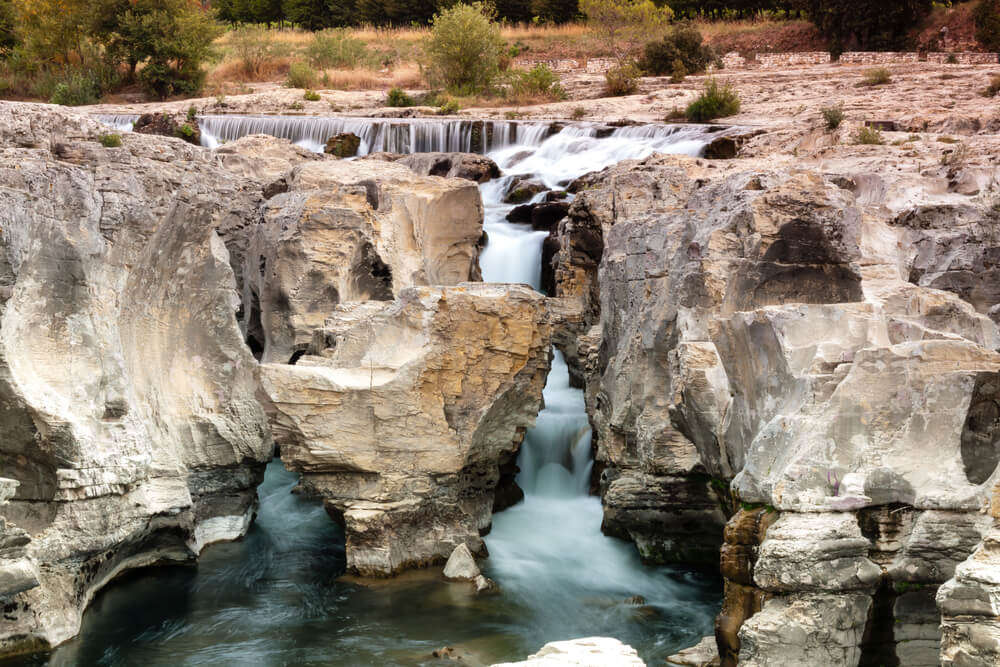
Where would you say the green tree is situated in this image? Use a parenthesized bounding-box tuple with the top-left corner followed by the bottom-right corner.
(531, 0, 578, 23)
(579, 0, 672, 64)
(974, 0, 1000, 52)
(795, 0, 933, 53)
(0, 0, 18, 55)
(423, 2, 505, 94)
(283, 0, 355, 29)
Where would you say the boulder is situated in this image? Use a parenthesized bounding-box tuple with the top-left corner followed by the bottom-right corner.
(324, 132, 361, 158)
(242, 158, 485, 363)
(134, 112, 201, 145)
(443, 543, 480, 580)
(666, 636, 720, 666)
(0, 103, 271, 656)
(504, 176, 547, 204)
(261, 284, 552, 576)
(492, 637, 646, 666)
(366, 151, 500, 183)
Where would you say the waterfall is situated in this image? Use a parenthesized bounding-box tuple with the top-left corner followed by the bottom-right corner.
(94, 114, 140, 132)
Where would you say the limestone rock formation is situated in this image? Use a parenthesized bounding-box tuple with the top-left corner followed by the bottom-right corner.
(261, 284, 552, 576)
(549, 152, 1000, 665)
(492, 637, 646, 666)
(239, 157, 485, 362)
(0, 103, 272, 655)
(443, 543, 481, 580)
(365, 151, 501, 183)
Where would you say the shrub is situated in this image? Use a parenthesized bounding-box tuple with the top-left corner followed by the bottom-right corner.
(580, 0, 673, 64)
(176, 123, 196, 140)
(424, 3, 505, 95)
(229, 26, 289, 79)
(506, 63, 566, 103)
(670, 59, 686, 83)
(821, 104, 844, 130)
(438, 97, 460, 115)
(49, 71, 101, 106)
(604, 62, 640, 96)
(982, 75, 1000, 97)
(855, 126, 884, 145)
(286, 61, 317, 89)
(303, 89, 321, 101)
(799, 0, 933, 52)
(859, 67, 891, 87)
(386, 86, 415, 107)
(974, 0, 1000, 52)
(187, 105, 197, 122)
(638, 24, 712, 77)
(98, 133, 122, 148)
(307, 29, 370, 69)
(571, 106, 586, 120)
(945, 53, 959, 64)
(685, 78, 740, 122)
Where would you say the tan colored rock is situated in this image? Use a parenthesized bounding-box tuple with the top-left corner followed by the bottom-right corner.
(244, 157, 485, 362)
(492, 637, 646, 666)
(443, 543, 480, 580)
(261, 283, 551, 576)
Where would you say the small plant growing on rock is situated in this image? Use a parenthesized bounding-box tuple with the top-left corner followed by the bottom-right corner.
(287, 101, 305, 111)
(187, 106, 197, 122)
(982, 75, 1000, 97)
(855, 126, 884, 145)
(98, 134, 122, 148)
(858, 67, 892, 87)
(663, 106, 687, 121)
(604, 63, 641, 96)
(506, 64, 566, 104)
(176, 123, 196, 140)
(821, 104, 844, 130)
(303, 89, 321, 101)
(685, 78, 740, 122)
(504, 110, 523, 119)
(438, 97, 461, 115)
(571, 106, 586, 120)
(386, 87, 415, 107)
(946, 53, 959, 64)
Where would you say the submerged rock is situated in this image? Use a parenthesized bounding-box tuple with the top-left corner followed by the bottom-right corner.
(261, 283, 552, 576)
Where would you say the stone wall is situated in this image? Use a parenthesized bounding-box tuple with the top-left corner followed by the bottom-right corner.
(839, 51, 920, 64)
(926, 51, 999, 65)
(755, 51, 831, 67)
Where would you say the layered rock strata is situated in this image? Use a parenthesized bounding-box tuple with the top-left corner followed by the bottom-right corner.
(550, 152, 1000, 664)
(261, 284, 552, 576)
(0, 103, 273, 655)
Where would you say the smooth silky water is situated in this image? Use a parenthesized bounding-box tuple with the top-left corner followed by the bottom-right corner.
(17, 118, 726, 666)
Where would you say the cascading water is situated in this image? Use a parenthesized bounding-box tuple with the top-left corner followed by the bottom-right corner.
(36, 117, 725, 667)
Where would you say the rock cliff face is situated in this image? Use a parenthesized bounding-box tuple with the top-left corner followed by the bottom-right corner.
(0, 103, 273, 655)
(553, 152, 1000, 665)
(261, 283, 552, 576)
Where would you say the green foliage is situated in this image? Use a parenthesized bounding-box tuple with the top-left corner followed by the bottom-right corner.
(603, 62, 640, 96)
(303, 88, 321, 100)
(286, 61, 317, 88)
(797, 0, 933, 53)
(983, 75, 1000, 98)
(386, 86, 415, 106)
(306, 29, 370, 69)
(49, 71, 101, 106)
(570, 105, 586, 120)
(580, 0, 673, 64)
(821, 104, 844, 130)
(974, 0, 1000, 52)
(437, 96, 460, 114)
(685, 78, 740, 122)
(638, 24, 712, 77)
(187, 105, 197, 122)
(98, 133, 122, 148)
(283, 0, 356, 30)
(0, 0, 17, 55)
(176, 122, 196, 139)
(855, 125, 884, 145)
(531, 0, 579, 23)
(423, 3, 505, 95)
(229, 26, 290, 78)
(506, 63, 566, 102)
(859, 67, 891, 87)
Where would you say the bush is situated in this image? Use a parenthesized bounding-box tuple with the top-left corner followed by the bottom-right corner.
(307, 29, 371, 69)
(799, 0, 933, 53)
(49, 71, 101, 106)
(303, 89, 321, 101)
(386, 87, 415, 106)
(176, 123, 197, 140)
(187, 105, 197, 122)
(571, 106, 586, 120)
(229, 26, 289, 79)
(639, 24, 712, 77)
(685, 78, 740, 122)
(604, 62, 640, 96)
(438, 97, 460, 115)
(859, 67, 892, 87)
(506, 63, 566, 103)
(286, 61, 317, 89)
(983, 75, 1000, 97)
(855, 126, 884, 145)
(821, 104, 844, 130)
(99, 133, 122, 148)
(974, 0, 1000, 52)
(424, 3, 505, 95)
(580, 0, 673, 64)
